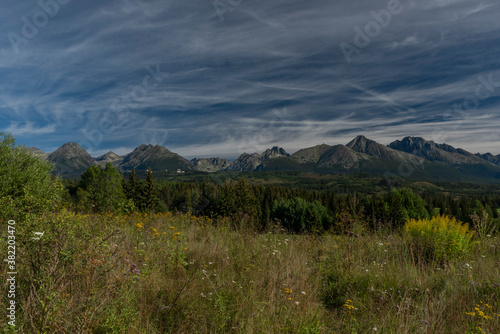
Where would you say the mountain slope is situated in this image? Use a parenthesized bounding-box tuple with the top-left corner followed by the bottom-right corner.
(291, 144, 331, 164)
(317, 144, 372, 169)
(476, 153, 500, 166)
(48, 142, 96, 175)
(191, 157, 231, 172)
(26, 147, 49, 160)
(96, 151, 124, 167)
(388, 137, 486, 165)
(119, 144, 192, 171)
(230, 146, 290, 172)
(347, 135, 423, 165)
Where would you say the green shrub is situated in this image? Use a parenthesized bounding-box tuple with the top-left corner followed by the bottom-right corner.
(77, 163, 127, 212)
(0, 133, 62, 221)
(404, 215, 474, 263)
(271, 197, 333, 233)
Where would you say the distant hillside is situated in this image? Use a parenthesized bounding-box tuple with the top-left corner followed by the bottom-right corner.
(26, 147, 49, 160)
(291, 144, 331, 164)
(476, 153, 500, 166)
(96, 151, 123, 167)
(388, 137, 486, 165)
(119, 144, 192, 172)
(48, 142, 95, 175)
(191, 157, 231, 172)
(29, 136, 500, 183)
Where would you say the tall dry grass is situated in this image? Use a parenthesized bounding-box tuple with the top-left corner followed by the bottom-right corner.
(1, 211, 499, 333)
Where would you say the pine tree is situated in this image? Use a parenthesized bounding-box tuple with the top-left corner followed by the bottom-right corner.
(141, 168, 159, 212)
(126, 168, 143, 209)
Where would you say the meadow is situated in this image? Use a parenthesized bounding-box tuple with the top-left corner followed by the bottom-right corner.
(2, 211, 499, 333)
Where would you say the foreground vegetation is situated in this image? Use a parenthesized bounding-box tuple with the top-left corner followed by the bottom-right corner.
(1, 133, 499, 333)
(1, 211, 499, 333)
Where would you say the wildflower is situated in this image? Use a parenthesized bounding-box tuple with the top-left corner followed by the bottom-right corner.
(295, 301, 300, 305)
(301, 291, 306, 295)
(343, 299, 355, 313)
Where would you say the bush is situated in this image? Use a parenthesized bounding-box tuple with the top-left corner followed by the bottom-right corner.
(0, 133, 62, 221)
(271, 197, 333, 233)
(404, 215, 474, 263)
(77, 163, 127, 212)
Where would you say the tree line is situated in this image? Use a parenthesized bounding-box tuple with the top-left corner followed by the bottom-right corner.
(62, 163, 500, 234)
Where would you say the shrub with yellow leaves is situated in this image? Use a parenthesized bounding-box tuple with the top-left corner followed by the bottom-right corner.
(404, 215, 475, 263)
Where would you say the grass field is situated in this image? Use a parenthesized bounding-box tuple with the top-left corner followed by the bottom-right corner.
(1, 211, 499, 333)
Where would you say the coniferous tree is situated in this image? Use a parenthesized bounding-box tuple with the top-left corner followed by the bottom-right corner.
(388, 191, 405, 227)
(125, 168, 143, 209)
(140, 167, 160, 212)
(217, 182, 237, 218)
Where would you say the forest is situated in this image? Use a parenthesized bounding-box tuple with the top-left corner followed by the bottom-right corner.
(62, 163, 500, 235)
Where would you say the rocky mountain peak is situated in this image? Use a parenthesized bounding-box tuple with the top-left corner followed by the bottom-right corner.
(389, 137, 485, 165)
(96, 151, 123, 167)
(191, 157, 231, 172)
(389, 137, 431, 152)
(261, 146, 289, 159)
(47, 142, 96, 175)
(346, 135, 375, 152)
(119, 144, 191, 171)
(97, 151, 120, 160)
(48, 142, 93, 161)
(26, 147, 49, 160)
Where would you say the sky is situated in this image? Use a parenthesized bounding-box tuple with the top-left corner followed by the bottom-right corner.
(1, 0, 500, 159)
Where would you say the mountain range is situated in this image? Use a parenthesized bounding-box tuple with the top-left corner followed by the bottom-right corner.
(26, 136, 500, 183)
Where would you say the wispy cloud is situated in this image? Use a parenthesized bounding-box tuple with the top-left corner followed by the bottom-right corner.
(0, 0, 499, 155)
(4, 122, 56, 136)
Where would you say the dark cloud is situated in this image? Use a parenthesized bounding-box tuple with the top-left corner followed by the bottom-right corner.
(1, 0, 500, 158)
